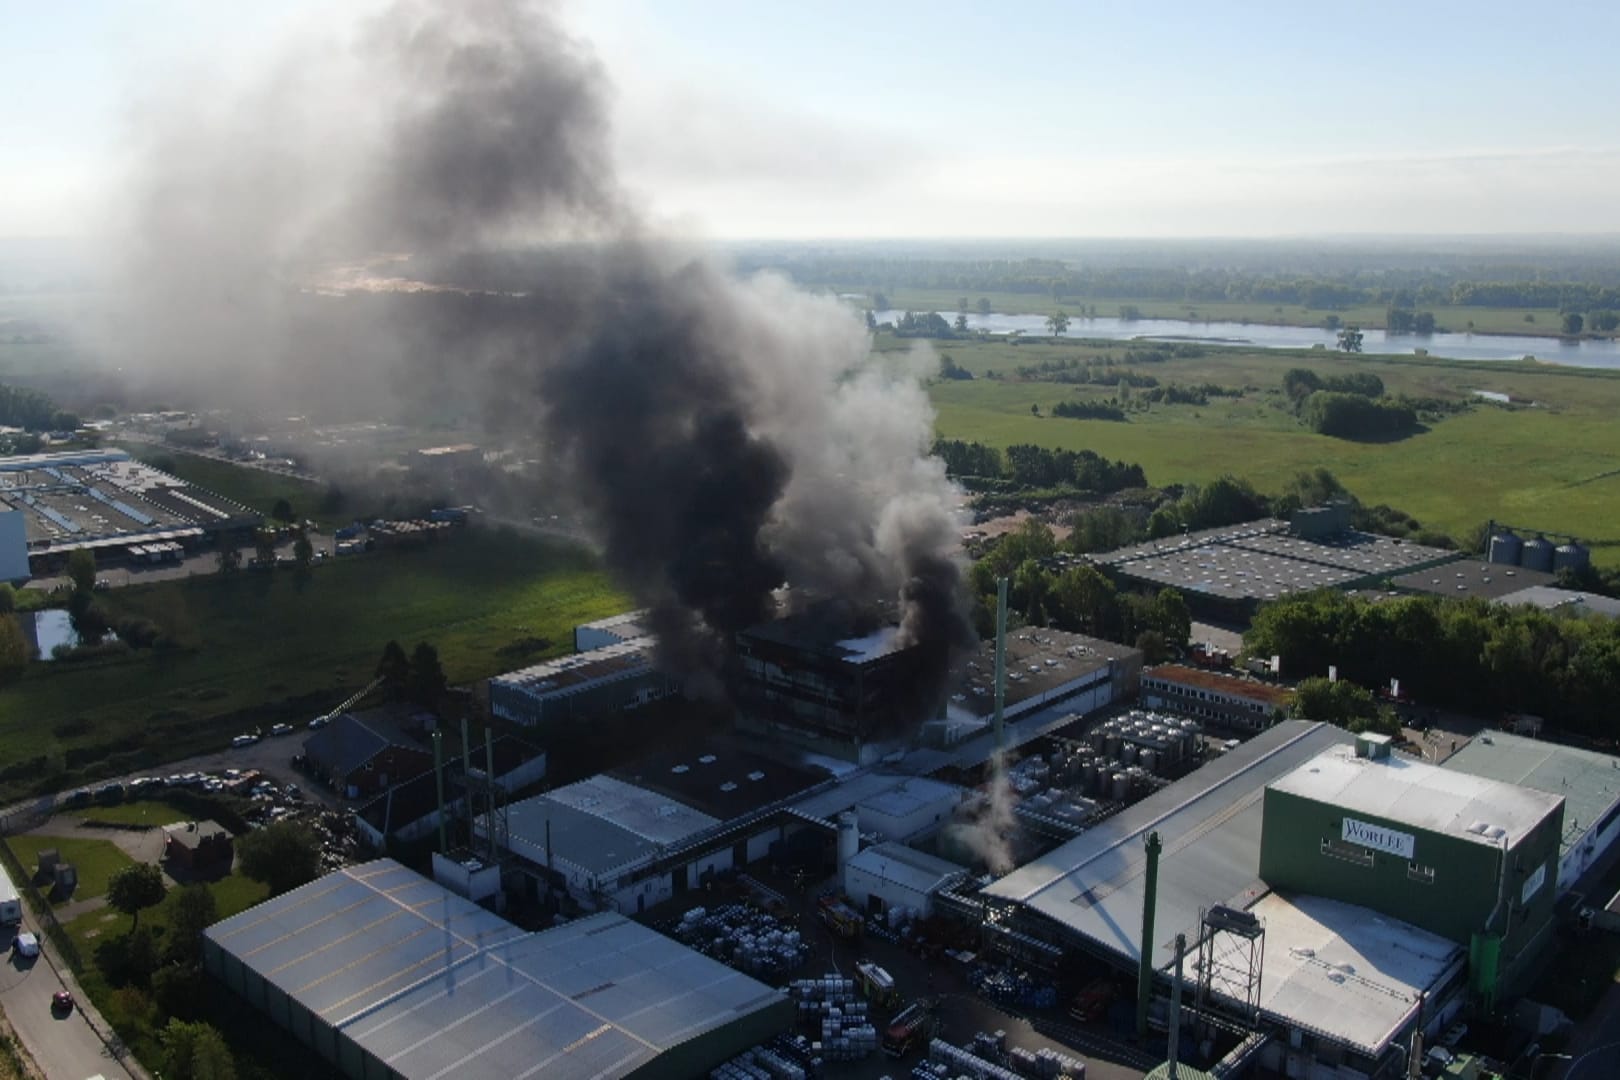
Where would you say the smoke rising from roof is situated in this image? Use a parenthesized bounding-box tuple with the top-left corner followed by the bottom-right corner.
(109, 0, 972, 711)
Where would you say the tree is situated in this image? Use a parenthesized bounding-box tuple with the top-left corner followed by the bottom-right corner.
(166, 884, 218, 967)
(957, 297, 969, 314)
(376, 639, 411, 694)
(215, 545, 241, 574)
(253, 530, 277, 566)
(1336, 326, 1364, 353)
(293, 531, 314, 571)
(1562, 311, 1584, 335)
(1030, 403, 1041, 417)
(954, 313, 969, 334)
(871, 291, 889, 310)
(1321, 314, 1341, 330)
(1045, 311, 1070, 339)
(238, 821, 322, 895)
(108, 863, 167, 933)
(977, 297, 993, 316)
(1146, 506, 1180, 539)
(0, 582, 14, 613)
(864, 309, 877, 331)
(1135, 629, 1169, 664)
(270, 498, 294, 524)
(0, 614, 29, 680)
(66, 549, 96, 594)
(1293, 676, 1378, 727)
(162, 1019, 238, 1080)
(407, 641, 448, 707)
(1118, 304, 1141, 321)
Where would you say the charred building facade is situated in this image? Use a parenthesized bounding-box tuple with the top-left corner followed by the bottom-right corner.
(734, 611, 938, 765)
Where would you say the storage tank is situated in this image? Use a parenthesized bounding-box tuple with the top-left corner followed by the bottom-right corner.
(1110, 773, 1128, 801)
(1488, 530, 1522, 566)
(1105, 732, 1122, 758)
(1555, 542, 1592, 574)
(836, 812, 859, 891)
(1140, 749, 1157, 774)
(1521, 535, 1555, 573)
(1082, 761, 1098, 789)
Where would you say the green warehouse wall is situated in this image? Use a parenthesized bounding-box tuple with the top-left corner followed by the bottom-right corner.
(1257, 786, 1562, 997)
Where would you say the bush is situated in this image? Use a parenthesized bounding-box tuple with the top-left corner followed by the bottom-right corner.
(1301, 391, 1417, 439)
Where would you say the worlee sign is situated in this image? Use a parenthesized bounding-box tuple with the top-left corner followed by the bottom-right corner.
(1341, 817, 1416, 859)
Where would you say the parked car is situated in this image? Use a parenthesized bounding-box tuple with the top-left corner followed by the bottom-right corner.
(231, 734, 259, 748)
(51, 989, 73, 1013)
(269, 723, 294, 736)
(63, 790, 92, 809)
(12, 933, 39, 958)
(95, 782, 126, 805)
(308, 715, 331, 730)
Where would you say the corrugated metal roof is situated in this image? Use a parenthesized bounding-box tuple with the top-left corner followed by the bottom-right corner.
(502, 794, 661, 879)
(206, 860, 786, 1080)
(1271, 744, 1562, 847)
(1443, 730, 1620, 860)
(846, 842, 966, 895)
(982, 721, 1353, 969)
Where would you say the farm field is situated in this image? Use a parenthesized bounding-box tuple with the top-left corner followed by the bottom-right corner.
(0, 529, 627, 795)
(924, 337, 1620, 564)
(843, 287, 1567, 336)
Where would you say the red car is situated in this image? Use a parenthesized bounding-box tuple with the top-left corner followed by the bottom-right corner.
(51, 990, 73, 1014)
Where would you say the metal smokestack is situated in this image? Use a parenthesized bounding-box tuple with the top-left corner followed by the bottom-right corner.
(432, 730, 446, 854)
(485, 728, 498, 861)
(1137, 830, 1163, 1037)
(993, 576, 1008, 752)
(1167, 932, 1186, 1079)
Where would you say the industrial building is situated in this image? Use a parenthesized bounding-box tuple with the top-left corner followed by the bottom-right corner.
(301, 711, 436, 800)
(487, 639, 679, 729)
(202, 859, 791, 1080)
(1493, 584, 1620, 619)
(0, 449, 260, 572)
(1092, 509, 1458, 618)
(1260, 737, 1563, 1004)
(490, 739, 831, 913)
(1443, 730, 1620, 894)
(0, 509, 24, 581)
(1139, 664, 1296, 730)
(352, 735, 547, 849)
(1391, 560, 1556, 602)
(733, 609, 944, 763)
(843, 841, 968, 918)
(853, 777, 964, 841)
(977, 722, 1562, 1077)
(934, 628, 1143, 745)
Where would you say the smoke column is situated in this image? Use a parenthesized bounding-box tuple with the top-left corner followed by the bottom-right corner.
(109, 0, 973, 709)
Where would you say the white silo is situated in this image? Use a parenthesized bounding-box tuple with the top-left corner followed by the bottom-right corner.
(836, 812, 860, 891)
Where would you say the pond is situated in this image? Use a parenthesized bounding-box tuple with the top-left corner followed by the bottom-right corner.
(25, 609, 111, 660)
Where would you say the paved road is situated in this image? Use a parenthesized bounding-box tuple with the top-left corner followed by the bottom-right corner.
(1, 920, 134, 1080)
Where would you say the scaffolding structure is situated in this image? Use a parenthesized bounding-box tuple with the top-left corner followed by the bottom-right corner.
(1193, 904, 1266, 1028)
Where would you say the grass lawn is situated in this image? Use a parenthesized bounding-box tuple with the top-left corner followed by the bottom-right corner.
(927, 340, 1620, 565)
(76, 798, 199, 828)
(0, 528, 627, 792)
(6, 835, 135, 903)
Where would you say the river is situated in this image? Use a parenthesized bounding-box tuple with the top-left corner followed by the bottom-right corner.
(872, 311, 1620, 369)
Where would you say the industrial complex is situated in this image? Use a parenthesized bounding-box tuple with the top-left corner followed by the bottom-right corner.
(0, 448, 260, 576)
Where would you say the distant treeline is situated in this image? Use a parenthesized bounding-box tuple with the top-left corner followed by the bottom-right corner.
(933, 439, 1145, 493)
(766, 254, 1620, 312)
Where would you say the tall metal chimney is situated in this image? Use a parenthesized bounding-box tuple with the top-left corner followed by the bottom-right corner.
(1167, 932, 1186, 1080)
(993, 575, 1008, 752)
(431, 730, 446, 854)
(1136, 830, 1163, 1037)
(485, 728, 498, 862)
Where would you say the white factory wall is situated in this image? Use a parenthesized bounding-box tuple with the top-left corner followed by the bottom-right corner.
(747, 827, 780, 863)
(0, 511, 25, 582)
(843, 862, 936, 918)
(1561, 799, 1620, 892)
(610, 872, 673, 914)
(858, 789, 960, 843)
(686, 848, 734, 889)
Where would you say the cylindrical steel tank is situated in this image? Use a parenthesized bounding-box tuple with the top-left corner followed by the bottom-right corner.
(1554, 542, 1591, 574)
(836, 812, 859, 891)
(1111, 773, 1129, 801)
(1488, 530, 1522, 566)
(1105, 733, 1122, 757)
(1122, 744, 1138, 766)
(1140, 748, 1157, 774)
(1521, 535, 1555, 573)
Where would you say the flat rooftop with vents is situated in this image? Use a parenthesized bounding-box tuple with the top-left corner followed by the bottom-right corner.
(202, 859, 790, 1080)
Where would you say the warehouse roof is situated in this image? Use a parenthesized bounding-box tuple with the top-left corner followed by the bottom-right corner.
(846, 842, 967, 896)
(503, 794, 661, 878)
(1443, 731, 1620, 861)
(953, 629, 1133, 719)
(984, 721, 1353, 969)
(547, 775, 720, 846)
(1495, 585, 1620, 619)
(858, 778, 962, 822)
(1391, 560, 1555, 601)
(1248, 892, 1461, 1056)
(1271, 744, 1563, 848)
(1143, 665, 1295, 707)
(614, 738, 829, 822)
(205, 861, 786, 1080)
(490, 639, 654, 696)
(575, 610, 655, 646)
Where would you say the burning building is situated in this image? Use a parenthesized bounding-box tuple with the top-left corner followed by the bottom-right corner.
(733, 608, 946, 764)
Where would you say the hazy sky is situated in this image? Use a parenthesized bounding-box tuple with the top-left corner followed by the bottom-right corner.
(4, 0, 1618, 239)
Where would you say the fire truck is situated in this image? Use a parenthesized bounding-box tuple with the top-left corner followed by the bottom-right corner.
(817, 895, 863, 940)
(856, 961, 899, 1009)
(882, 1000, 937, 1058)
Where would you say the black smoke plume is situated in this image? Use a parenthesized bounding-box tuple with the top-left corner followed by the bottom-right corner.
(109, 0, 973, 723)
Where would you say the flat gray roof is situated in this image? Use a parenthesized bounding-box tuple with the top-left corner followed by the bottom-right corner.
(983, 721, 1353, 969)
(1443, 731, 1620, 861)
(1271, 744, 1562, 848)
(1391, 560, 1556, 601)
(502, 793, 663, 879)
(1495, 585, 1620, 619)
(206, 860, 785, 1080)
